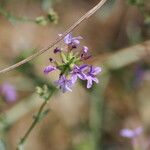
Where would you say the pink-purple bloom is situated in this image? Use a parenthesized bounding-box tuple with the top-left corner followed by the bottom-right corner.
(55, 75, 73, 93)
(44, 66, 56, 74)
(64, 33, 83, 48)
(71, 65, 88, 83)
(120, 127, 147, 149)
(0, 82, 17, 102)
(85, 66, 101, 88)
(82, 46, 89, 53)
(43, 33, 101, 92)
(120, 127, 143, 138)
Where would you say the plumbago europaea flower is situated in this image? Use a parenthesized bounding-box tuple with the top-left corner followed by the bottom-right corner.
(0, 82, 17, 102)
(120, 127, 150, 150)
(120, 127, 143, 139)
(44, 33, 102, 92)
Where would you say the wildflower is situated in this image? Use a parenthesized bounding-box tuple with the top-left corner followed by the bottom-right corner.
(80, 46, 92, 60)
(85, 66, 102, 88)
(64, 33, 83, 49)
(44, 66, 56, 74)
(55, 75, 73, 93)
(0, 82, 17, 102)
(120, 127, 143, 138)
(43, 33, 101, 92)
(71, 65, 88, 83)
(120, 127, 145, 150)
(82, 46, 89, 53)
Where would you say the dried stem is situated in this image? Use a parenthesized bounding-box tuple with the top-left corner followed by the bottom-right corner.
(0, 0, 107, 74)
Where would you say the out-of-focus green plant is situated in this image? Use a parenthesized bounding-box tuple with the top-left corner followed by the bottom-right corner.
(35, 9, 58, 25)
(0, 4, 58, 25)
(0, 140, 6, 150)
(128, 0, 144, 6)
(127, 0, 150, 25)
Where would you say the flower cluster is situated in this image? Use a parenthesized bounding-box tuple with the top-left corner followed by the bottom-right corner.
(44, 33, 102, 92)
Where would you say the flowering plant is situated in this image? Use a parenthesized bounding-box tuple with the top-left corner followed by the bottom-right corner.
(44, 33, 102, 92)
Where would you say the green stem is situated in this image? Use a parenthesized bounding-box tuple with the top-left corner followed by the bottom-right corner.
(16, 97, 51, 150)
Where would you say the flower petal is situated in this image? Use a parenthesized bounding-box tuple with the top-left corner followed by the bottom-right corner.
(64, 34, 72, 44)
(44, 66, 56, 74)
(92, 77, 99, 83)
(71, 74, 78, 83)
(82, 46, 89, 53)
(86, 77, 93, 89)
(73, 36, 83, 40)
(120, 129, 135, 138)
(93, 67, 102, 75)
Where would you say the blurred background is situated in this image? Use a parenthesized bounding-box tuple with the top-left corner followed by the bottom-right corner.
(0, 0, 150, 149)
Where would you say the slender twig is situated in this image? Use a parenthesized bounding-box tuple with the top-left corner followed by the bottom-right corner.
(17, 100, 48, 150)
(16, 87, 56, 150)
(0, 0, 107, 74)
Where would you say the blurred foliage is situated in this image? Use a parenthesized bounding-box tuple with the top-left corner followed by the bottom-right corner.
(0, 3, 58, 25)
(0, 140, 6, 150)
(35, 9, 58, 25)
(128, 0, 150, 25)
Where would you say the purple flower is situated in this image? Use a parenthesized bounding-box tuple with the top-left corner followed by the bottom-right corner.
(55, 75, 73, 93)
(71, 65, 88, 83)
(81, 46, 91, 60)
(44, 66, 56, 74)
(64, 33, 83, 48)
(85, 66, 102, 88)
(43, 33, 102, 93)
(0, 82, 17, 102)
(82, 46, 89, 53)
(54, 47, 61, 53)
(120, 127, 143, 138)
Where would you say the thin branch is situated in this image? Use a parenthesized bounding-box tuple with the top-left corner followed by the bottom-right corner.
(16, 87, 56, 150)
(0, 0, 107, 74)
(16, 100, 48, 150)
